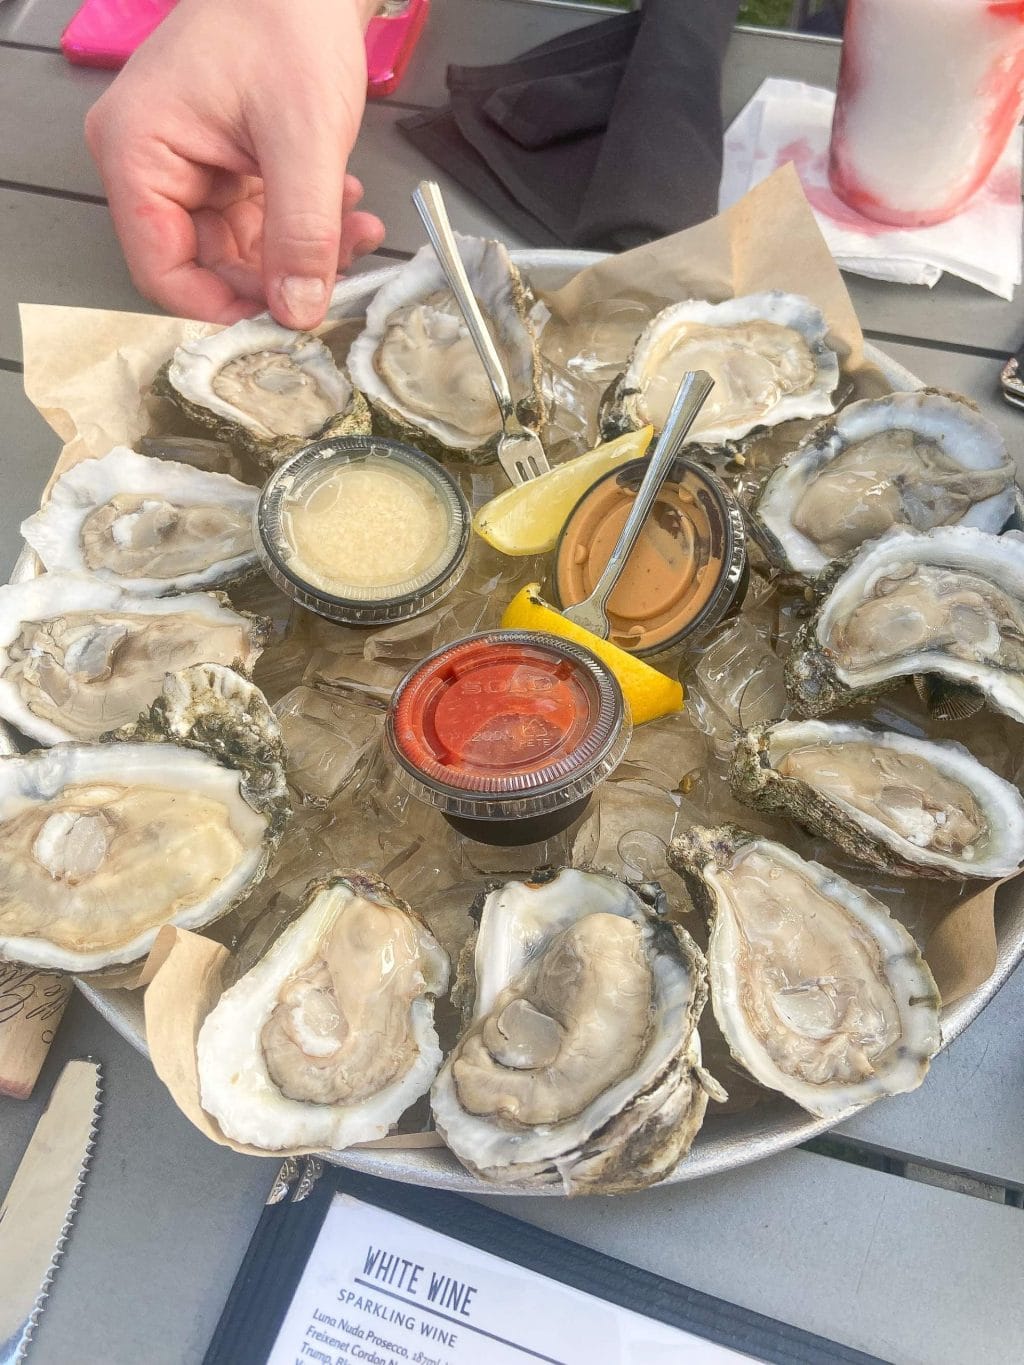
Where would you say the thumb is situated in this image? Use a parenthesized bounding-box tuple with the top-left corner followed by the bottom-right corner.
(256, 113, 348, 330)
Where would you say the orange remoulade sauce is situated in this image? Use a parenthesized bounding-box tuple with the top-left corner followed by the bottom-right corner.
(555, 458, 745, 655)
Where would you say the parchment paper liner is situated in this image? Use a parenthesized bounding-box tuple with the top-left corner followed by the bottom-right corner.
(543, 164, 867, 375)
(12, 165, 1009, 1136)
(144, 926, 445, 1159)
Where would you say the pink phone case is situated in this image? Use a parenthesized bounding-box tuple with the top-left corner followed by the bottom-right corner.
(61, 0, 429, 96)
(61, 0, 177, 69)
(366, 0, 430, 99)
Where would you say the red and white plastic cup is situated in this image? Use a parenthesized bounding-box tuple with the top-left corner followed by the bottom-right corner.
(829, 0, 1024, 228)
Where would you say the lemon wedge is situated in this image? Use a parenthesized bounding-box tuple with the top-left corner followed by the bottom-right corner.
(473, 426, 654, 556)
(501, 584, 684, 726)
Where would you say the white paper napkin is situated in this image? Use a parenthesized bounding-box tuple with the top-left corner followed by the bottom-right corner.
(720, 78, 1023, 300)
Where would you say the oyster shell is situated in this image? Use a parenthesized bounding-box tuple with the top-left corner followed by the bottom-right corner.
(787, 526, 1024, 723)
(21, 448, 260, 595)
(669, 826, 941, 1120)
(0, 664, 289, 973)
(197, 872, 449, 1151)
(731, 719, 1024, 880)
(600, 292, 840, 446)
(346, 237, 545, 464)
(0, 574, 270, 745)
(432, 869, 723, 1195)
(754, 390, 1016, 575)
(155, 318, 370, 468)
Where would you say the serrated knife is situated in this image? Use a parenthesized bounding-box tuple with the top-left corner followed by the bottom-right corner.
(0, 1059, 102, 1364)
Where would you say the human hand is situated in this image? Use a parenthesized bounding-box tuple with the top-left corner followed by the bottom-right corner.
(85, 0, 385, 329)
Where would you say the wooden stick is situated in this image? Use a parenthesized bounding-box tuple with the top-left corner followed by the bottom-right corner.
(0, 966, 72, 1100)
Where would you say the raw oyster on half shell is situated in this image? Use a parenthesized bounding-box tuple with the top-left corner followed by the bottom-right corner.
(197, 872, 450, 1151)
(0, 664, 289, 973)
(432, 869, 723, 1195)
(600, 292, 840, 446)
(347, 236, 545, 464)
(21, 448, 260, 595)
(155, 318, 370, 468)
(669, 826, 941, 1121)
(0, 574, 270, 745)
(731, 719, 1024, 880)
(754, 390, 1016, 575)
(787, 526, 1024, 723)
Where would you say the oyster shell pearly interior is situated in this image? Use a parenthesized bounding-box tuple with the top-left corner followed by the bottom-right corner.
(197, 873, 450, 1151)
(21, 447, 260, 594)
(0, 574, 269, 745)
(787, 525, 1024, 723)
(0, 663, 289, 973)
(731, 719, 1024, 880)
(432, 869, 723, 1195)
(754, 390, 1016, 575)
(600, 292, 840, 446)
(346, 236, 545, 464)
(669, 825, 941, 1121)
(156, 317, 371, 468)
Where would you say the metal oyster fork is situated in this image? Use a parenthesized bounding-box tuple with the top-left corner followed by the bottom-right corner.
(413, 180, 550, 486)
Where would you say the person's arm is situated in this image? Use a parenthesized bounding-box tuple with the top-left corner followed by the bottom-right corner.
(85, 0, 385, 328)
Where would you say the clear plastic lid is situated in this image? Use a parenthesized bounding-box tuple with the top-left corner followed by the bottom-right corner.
(256, 436, 470, 626)
(386, 630, 631, 821)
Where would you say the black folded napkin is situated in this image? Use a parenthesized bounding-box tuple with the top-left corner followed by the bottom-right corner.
(399, 0, 740, 251)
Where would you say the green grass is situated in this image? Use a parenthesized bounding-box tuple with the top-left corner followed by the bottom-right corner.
(738, 0, 793, 25)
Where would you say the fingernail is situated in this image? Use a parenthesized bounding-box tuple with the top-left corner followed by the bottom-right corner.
(278, 275, 327, 326)
(353, 235, 383, 258)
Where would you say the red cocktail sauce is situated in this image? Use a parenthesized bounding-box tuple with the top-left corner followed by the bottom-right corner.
(387, 631, 630, 846)
(393, 639, 602, 786)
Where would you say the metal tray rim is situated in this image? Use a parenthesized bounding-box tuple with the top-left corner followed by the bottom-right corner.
(71, 246, 1024, 1193)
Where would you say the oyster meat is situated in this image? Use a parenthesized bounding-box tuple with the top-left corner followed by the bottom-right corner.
(347, 237, 545, 464)
(197, 873, 449, 1151)
(156, 318, 370, 468)
(432, 869, 723, 1194)
(669, 826, 941, 1120)
(0, 574, 270, 745)
(787, 526, 1024, 723)
(600, 292, 840, 446)
(754, 390, 1016, 575)
(0, 664, 289, 973)
(22, 448, 260, 595)
(731, 719, 1024, 880)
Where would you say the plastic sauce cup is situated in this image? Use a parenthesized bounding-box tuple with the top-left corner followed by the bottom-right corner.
(553, 456, 747, 657)
(386, 630, 631, 845)
(255, 435, 470, 626)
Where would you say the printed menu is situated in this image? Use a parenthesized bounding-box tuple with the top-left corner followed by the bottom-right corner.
(267, 1194, 755, 1365)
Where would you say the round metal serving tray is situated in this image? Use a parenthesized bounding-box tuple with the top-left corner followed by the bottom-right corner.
(59, 248, 1024, 1192)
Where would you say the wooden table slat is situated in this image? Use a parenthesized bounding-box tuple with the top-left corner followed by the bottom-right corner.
(0, 45, 106, 196)
(0, 368, 63, 579)
(0, 0, 74, 47)
(0, 189, 152, 361)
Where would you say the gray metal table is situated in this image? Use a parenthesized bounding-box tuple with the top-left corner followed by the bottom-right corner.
(1, 6, 1023, 1362)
